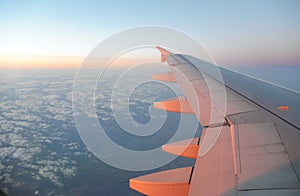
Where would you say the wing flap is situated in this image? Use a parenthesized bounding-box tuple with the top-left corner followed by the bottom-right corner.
(235, 123, 299, 190)
(153, 96, 194, 114)
(189, 125, 237, 196)
(162, 138, 200, 159)
(152, 72, 177, 83)
(130, 167, 192, 196)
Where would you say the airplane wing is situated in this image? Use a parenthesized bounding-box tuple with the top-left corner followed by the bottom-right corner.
(129, 47, 300, 196)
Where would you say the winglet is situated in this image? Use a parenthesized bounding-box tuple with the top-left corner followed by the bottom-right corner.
(156, 46, 171, 63)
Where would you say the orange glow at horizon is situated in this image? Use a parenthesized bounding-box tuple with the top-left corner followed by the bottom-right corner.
(0, 54, 153, 69)
(0, 55, 83, 69)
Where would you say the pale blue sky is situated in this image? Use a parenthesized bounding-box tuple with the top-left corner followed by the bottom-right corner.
(0, 0, 299, 66)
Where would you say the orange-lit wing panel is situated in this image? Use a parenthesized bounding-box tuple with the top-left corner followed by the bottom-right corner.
(130, 167, 192, 196)
(153, 96, 194, 114)
(162, 138, 199, 159)
(189, 126, 236, 196)
(152, 72, 177, 83)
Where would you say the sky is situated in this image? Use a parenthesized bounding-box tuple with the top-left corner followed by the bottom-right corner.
(0, 0, 300, 68)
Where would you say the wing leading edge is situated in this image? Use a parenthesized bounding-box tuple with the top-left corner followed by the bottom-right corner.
(129, 47, 300, 196)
